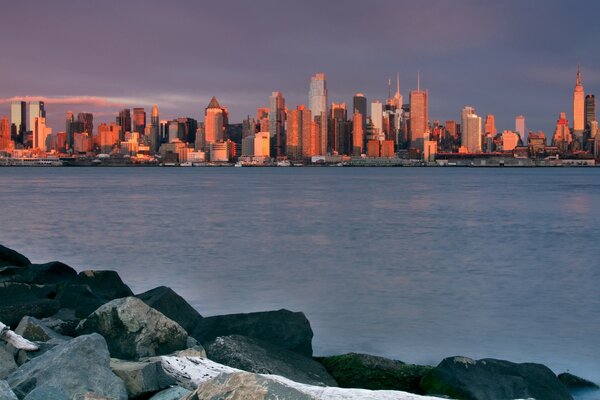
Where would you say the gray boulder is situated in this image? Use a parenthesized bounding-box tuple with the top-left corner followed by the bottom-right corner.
(205, 335, 336, 386)
(317, 352, 431, 393)
(110, 359, 176, 398)
(7, 333, 127, 399)
(76, 297, 188, 359)
(136, 286, 202, 334)
(558, 372, 599, 390)
(23, 386, 70, 400)
(0, 345, 17, 379)
(0, 245, 31, 268)
(193, 309, 313, 357)
(57, 270, 134, 318)
(421, 356, 573, 400)
(0, 380, 18, 400)
(15, 316, 70, 342)
(148, 386, 192, 400)
(185, 371, 315, 400)
(41, 308, 80, 336)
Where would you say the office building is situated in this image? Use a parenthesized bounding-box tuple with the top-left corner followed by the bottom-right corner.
(269, 91, 286, 157)
(133, 108, 146, 136)
(585, 94, 596, 130)
(150, 105, 159, 153)
(573, 65, 585, 144)
(352, 113, 364, 156)
(551, 112, 572, 153)
(32, 117, 52, 151)
(10, 101, 26, 143)
(461, 106, 481, 153)
(29, 101, 46, 137)
(515, 115, 526, 143)
(409, 74, 429, 151)
(309, 73, 328, 154)
(204, 96, 227, 146)
(117, 109, 132, 139)
(286, 105, 311, 160)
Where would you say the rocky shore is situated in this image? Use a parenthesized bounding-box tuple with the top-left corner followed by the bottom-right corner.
(0, 244, 598, 400)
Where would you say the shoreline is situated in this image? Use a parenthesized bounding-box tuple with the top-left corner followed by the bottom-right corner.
(1, 244, 599, 399)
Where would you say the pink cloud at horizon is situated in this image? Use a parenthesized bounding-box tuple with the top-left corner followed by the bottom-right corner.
(0, 96, 126, 108)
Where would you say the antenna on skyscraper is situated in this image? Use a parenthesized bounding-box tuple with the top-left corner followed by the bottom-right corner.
(396, 72, 400, 95)
(417, 70, 420, 92)
(388, 78, 392, 100)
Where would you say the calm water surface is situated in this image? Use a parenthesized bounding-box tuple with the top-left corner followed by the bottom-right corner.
(1, 167, 599, 388)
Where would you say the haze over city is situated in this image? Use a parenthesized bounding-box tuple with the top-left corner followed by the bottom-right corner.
(1, 0, 600, 134)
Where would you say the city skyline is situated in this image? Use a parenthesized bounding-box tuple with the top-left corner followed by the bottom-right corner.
(1, 1, 600, 134)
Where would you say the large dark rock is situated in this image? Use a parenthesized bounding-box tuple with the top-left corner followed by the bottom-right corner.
(40, 308, 80, 336)
(0, 245, 31, 268)
(136, 286, 202, 334)
(193, 309, 313, 357)
(558, 372, 599, 390)
(15, 316, 70, 342)
(185, 372, 315, 400)
(110, 359, 176, 398)
(421, 356, 573, 400)
(76, 297, 188, 360)
(317, 352, 431, 393)
(57, 270, 133, 317)
(148, 386, 192, 399)
(205, 335, 337, 386)
(13, 261, 77, 284)
(0, 345, 17, 379)
(0, 282, 60, 327)
(23, 386, 70, 400)
(6, 333, 127, 399)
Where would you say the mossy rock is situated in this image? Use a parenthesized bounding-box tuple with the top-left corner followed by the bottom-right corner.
(316, 352, 432, 394)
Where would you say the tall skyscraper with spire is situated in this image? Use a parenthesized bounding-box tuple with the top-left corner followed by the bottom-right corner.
(573, 65, 585, 145)
(409, 72, 428, 151)
(309, 73, 328, 154)
(269, 91, 286, 158)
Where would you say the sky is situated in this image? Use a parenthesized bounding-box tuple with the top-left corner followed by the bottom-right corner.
(1, 0, 600, 135)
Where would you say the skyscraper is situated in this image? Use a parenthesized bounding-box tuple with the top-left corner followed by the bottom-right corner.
(515, 115, 526, 143)
(409, 73, 429, 151)
(391, 72, 403, 110)
(573, 65, 585, 145)
(151, 105, 160, 153)
(66, 112, 74, 149)
(585, 94, 596, 130)
(0, 117, 12, 151)
(286, 105, 311, 161)
(371, 101, 383, 137)
(484, 114, 496, 136)
(117, 109, 132, 139)
(29, 101, 46, 136)
(353, 93, 367, 142)
(133, 108, 146, 136)
(461, 106, 481, 153)
(204, 96, 227, 146)
(10, 101, 26, 143)
(330, 102, 347, 154)
(32, 117, 51, 151)
(352, 112, 364, 156)
(309, 73, 328, 154)
(77, 113, 94, 135)
(269, 91, 286, 158)
(552, 112, 572, 153)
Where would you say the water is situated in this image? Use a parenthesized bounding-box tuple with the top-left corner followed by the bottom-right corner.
(1, 167, 599, 390)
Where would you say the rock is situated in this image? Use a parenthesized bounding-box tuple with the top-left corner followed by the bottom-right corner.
(41, 308, 80, 336)
(148, 386, 192, 400)
(110, 359, 176, 398)
(0, 245, 31, 268)
(57, 270, 133, 318)
(193, 309, 313, 357)
(23, 386, 70, 400)
(0, 282, 59, 327)
(186, 371, 316, 400)
(205, 335, 337, 386)
(317, 353, 431, 393)
(15, 341, 62, 366)
(15, 316, 69, 342)
(13, 261, 77, 284)
(0, 380, 18, 400)
(174, 345, 207, 358)
(558, 372, 599, 390)
(76, 297, 188, 359)
(136, 286, 202, 334)
(7, 333, 127, 399)
(0, 345, 17, 379)
(421, 356, 573, 400)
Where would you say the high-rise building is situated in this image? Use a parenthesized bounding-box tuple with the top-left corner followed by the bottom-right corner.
(32, 117, 51, 151)
(391, 72, 403, 110)
(461, 106, 481, 153)
(573, 65, 585, 145)
(97, 122, 120, 153)
(150, 105, 160, 153)
(309, 73, 328, 154)
(352, 112, 364, 156)
(585, 94, 596, 130)
(29, 101, 46, 136)
(501, 130, 520, 151)
(77, 113, 94, 135)
(409, 74, 429, 151)
(66, 112, 74, 149)
(371, 101, 383, 137)
(133, 108, 146, 136)
(330, 102, 347, 154)
(286, 105, 311, 161)
(515, 115, 526, 144)
(117, 109, 132, 139)
(10, 101, 26, 143)
(484, 114, 496, 136)
(552, 112, 572, 153)
(269, 92, 286, 158)
(204, 96, 228, 147)
(0, 117, 12, 151)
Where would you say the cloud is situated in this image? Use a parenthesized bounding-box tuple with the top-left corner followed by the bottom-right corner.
(0, 96, 126, 108)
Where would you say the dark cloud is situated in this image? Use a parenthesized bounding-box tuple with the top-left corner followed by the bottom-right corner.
(1, 0, 599, 134)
